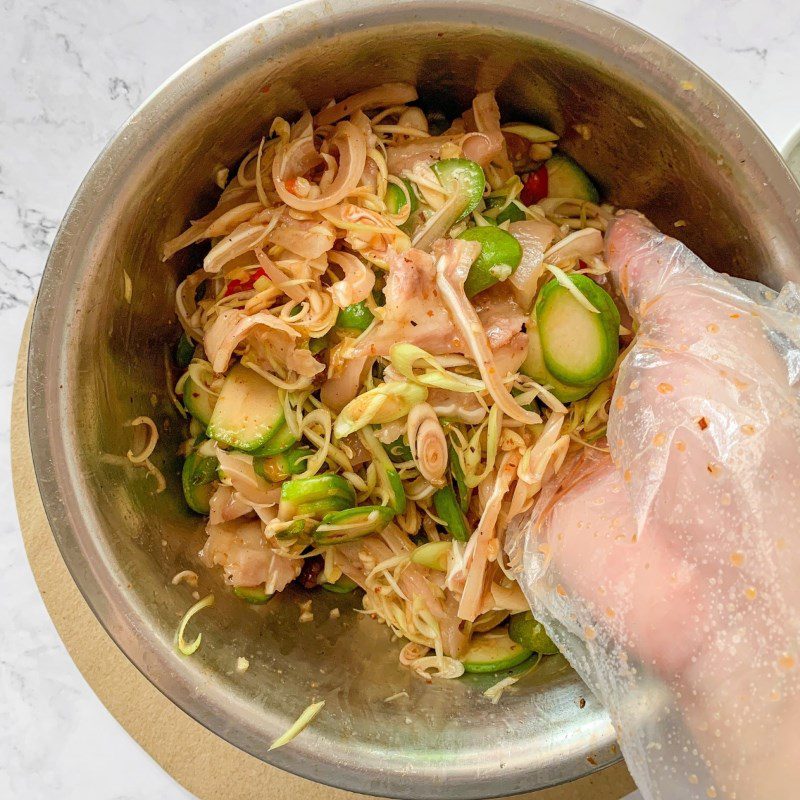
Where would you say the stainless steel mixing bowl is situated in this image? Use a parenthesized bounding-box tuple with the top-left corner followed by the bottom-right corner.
(27, 0, 800, 797)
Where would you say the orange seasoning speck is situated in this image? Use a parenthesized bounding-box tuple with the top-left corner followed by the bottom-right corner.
(615, 396, 626, 411)
(707, 323, 720, 334)
(676, 441, 687, 452)
(745, 586, 757, 601)
(605, 607, 616, 618)
(778, 653, 796, 672)
(556, 584, 568, 597)
(741, 424, 755, 436)
(623, 469, 632, 482)
(730, 313, 740, 319)
(584, 626, 597, 641)
(657, 382, 673, 394)
(730, 551, 745, 568)
(653, 433, 666, 447)
(707, 787, 718, 798)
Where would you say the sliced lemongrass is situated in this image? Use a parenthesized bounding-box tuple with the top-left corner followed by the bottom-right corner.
(174, 594, 215, 656)
(269, 700, 326, 751)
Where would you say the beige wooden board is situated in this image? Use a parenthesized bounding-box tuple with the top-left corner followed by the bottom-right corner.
(11, 310, 635, 800)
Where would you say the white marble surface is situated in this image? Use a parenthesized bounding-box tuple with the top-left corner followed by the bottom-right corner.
(2, 0, 800, 796)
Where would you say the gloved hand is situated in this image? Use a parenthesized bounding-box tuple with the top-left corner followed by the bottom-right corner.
(510, 212, 800, 800)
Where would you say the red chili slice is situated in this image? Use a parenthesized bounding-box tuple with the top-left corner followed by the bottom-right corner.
(224, 267, 267, 297)
(520, 164, 549, 206)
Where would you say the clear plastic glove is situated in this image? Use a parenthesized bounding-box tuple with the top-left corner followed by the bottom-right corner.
(509, 212, 800, 800)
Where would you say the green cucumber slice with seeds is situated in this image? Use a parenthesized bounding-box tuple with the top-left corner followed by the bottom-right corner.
(183, 377, 216, 426)
(251, 422, 297, 457)
(322, 575, 359, 594)
(411, 541, 451, 572)
(431, 158, 486, 222)
(275, 518, 313, 540)
(544, 155, 599, 203)
(461, 630, 534, 673)
(457, 226, 523, 298)
(508, 611, 560, 654)
(433, 485, 470, 541)
(336, 300, 374, 334)
(313, 505, 394, 545)
(279, 473, 356, 520)
(234, 586, 272, 604)
(520, 316, 594, 403)
(485, 195, 526, 225)
(253, 446, 312, 483)
(385, 179, 419, 215)
(535, 275, 620, 387)
(207, 363, 284, 452)
(175, 333, 195, 369)
(181, 451, 218, 514)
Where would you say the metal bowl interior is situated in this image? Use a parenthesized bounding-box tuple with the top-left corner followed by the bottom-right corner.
(27, 1, 800, 798)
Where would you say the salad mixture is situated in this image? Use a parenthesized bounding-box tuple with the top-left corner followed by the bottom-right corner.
(164, 83, 624, 679)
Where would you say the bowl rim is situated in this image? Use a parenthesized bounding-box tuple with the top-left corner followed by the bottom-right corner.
(27, 0, 800, 797)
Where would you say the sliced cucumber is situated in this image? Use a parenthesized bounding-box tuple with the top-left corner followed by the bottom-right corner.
(207, 363, 284, 452)
(234, 586, 272, 604)
(461, 630, 533, 674)
(508, 611, 559, 654)
(485, 195, 526, 225)
(313, 505, 394, 545)
(336, 300, 374, 334)
(544, 155, 599, 203)
(520, 315, 594, 403)
(181, 451, 218, 514)
(535, 275, 620, 387)
(431, 158, 486, 222)
(433, 485, 470, 542)
(457, 226, 523, 298)
(385, 179, 419, 215)
(279, 473, 356, 519)
(183, 376, 216, 426)
(175, 333, 195, 369)
(254, 446, 311, 483)
(275, 518, 313, 540)
(251, 421, 297, 457)
(322, 575, 359, 593)
(411, 541, 451, 572)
